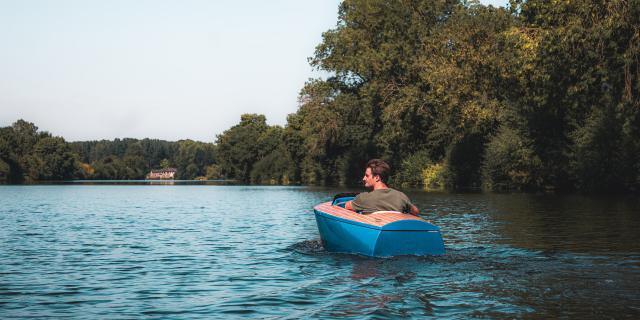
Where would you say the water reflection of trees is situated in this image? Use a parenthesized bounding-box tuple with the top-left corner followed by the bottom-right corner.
(485, 194, 640, 252)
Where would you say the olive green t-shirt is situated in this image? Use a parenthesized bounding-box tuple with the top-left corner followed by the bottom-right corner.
(351, 188, 413, 214)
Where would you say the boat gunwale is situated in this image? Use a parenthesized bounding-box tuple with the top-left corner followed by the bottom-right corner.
(314, 202, 439, 231)
(314, 209, 383, 231)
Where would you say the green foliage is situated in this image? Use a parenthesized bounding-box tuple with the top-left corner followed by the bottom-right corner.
(184, 163, 199, 180)
(160, 158, 171, 169)
(286, 0, 640, 193)
(444, 134, 486, 189)
(216, 114, 284, 182)
(488, 0, 640, 191)
(250, 145, 294, 184)
(26, 137, 78, 180)
(0, 120, 79, 182)
(482, 125, 543, 191)
(91, 157, 124, 180)
(393, 150, 432, 188)
(70, 138, 214, 180)
(422, 162, 446, 191)
(283, 75, 375, 185)
(290, 0, 517, 187)
(569, 104, 637, 193)
(0, 158, 9, 180)
(71, 138, 179, 171)
(205, 164, 222, 180)
(2, 0, 638, 193)
(174, 140, 215, 180)
(1, 120, 217, 182)
(0, 127, 18, 181)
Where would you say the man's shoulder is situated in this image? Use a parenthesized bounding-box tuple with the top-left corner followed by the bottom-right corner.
(354, 191, 373, 200)
(387, 188, 409, 198)
(358, 188, 409, 200)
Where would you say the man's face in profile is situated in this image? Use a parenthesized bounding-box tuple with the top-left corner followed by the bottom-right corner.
(362, 167, 377, 188)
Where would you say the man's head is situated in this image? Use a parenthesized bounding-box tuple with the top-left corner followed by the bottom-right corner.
(362, 159, 390, 188)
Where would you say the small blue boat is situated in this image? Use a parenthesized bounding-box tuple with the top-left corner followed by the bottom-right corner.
(313, 194, 445, 257)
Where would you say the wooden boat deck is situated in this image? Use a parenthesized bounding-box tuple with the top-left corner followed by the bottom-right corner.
(314, 201, 425, 228)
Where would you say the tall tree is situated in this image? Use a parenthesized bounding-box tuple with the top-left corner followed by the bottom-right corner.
(216, 114, 271, 181)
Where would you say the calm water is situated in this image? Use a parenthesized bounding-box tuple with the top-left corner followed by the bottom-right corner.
(1, 185, 639, 319)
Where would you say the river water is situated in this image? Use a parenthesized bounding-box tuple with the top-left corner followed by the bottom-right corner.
(1, 185, 639, 318)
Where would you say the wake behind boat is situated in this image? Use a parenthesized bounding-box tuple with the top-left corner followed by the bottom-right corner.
(313, 194, 445, 257)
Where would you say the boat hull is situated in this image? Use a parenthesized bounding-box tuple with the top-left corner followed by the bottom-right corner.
(313, 202, 445, 257)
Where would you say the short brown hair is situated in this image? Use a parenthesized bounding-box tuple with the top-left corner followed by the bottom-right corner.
(367, 159, 391, 183)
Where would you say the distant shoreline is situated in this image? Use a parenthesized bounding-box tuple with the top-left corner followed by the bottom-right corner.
(0, 179, 240, 186)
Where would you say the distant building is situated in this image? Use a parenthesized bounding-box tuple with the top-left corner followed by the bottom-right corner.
(146, 168, 177, 180)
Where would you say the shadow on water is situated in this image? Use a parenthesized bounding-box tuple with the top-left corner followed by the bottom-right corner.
(287, 239, 327, 256)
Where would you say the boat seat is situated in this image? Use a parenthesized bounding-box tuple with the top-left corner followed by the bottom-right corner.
(370, 210, 407, 215)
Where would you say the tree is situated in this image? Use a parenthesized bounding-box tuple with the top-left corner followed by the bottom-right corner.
(160, 158, 171, 169)
(216, 114, 270, 181)
(26, 136, 79, 180)
(175, 140, 215, 179)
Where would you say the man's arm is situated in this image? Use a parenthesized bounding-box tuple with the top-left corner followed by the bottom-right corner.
(345, 200, 354, 211)
(409, 204, 419, 216)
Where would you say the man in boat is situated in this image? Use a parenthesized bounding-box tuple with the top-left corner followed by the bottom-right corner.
(345, 159, 420, 215)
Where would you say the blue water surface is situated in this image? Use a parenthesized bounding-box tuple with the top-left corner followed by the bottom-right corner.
(1, 185, 639, 318)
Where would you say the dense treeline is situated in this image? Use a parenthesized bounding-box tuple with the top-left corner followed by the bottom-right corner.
(0, 120, 218, 181)
(216, 0, 640, 192)
(215, 114, 294, 184)
(70, 138, 217, 180)
(2, 0, 638, 193)
(0, 120, 78, 181)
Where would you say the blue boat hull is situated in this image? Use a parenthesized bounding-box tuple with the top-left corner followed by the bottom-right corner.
(314, 206, 445, 257)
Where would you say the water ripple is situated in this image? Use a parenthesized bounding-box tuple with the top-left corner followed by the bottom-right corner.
(0, 186, 639, 318)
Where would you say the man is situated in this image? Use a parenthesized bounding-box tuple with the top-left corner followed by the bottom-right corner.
(345, 159, 420, 215)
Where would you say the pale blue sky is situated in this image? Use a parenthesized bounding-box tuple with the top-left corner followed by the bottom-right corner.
(0, 0, 509, 142)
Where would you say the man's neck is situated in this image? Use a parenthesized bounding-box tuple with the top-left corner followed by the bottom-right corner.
(372, 182, 388, 190)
